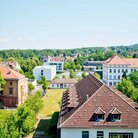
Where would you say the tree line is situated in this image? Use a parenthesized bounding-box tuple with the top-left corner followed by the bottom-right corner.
(0, 91, 43, 138)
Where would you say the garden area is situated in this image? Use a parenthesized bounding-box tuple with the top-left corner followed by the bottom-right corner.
(33, 89, 65, 138)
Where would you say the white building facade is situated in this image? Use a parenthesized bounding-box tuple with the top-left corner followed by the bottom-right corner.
(103, 55, 138, 86)
(33, 65, 56, 81)
(50, 78, 78, 89)
(43, 56, 65, 72)
(61, 128, 138, 138)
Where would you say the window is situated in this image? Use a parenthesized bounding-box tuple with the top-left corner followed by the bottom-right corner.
(122, 69, 124, 73)
(131, 69, 133, 72)
(109, 75, 112, 80)
(126, 69, 128, 73)
(41, 70, 43, 76)
(114, 69, 116, 73)
(118, 75, 120, 79)
(113, 82, 116, 86)
(109, 133, 133, 138)
(9, 88, 13, 95)
(10, 82, 13, 85)
(109, 82, 112, 86)
(114, 75, 116, 80)
(97, 131, 104, 138)
(111, 114, 121, 121)
(109, 69, 112, 73)
(96, 114, 104, 121)
(64, 84, 67, 88)
(118, 69, 120, 73)
(82, 131, 89, 138)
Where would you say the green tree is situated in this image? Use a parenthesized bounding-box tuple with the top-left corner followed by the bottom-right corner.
(28, 83, 35, 91)
(41, 76, 48, 92)
(70, 69, 75, 78)
(94, 73, 101, 80)
(122, 71, 127, 79)
(116, 78, 137, 98)
(62, 75, 66, 78)
(82, 72, 87, 78)
(0, 73, 6, 91)
(129, 71, 138, 87)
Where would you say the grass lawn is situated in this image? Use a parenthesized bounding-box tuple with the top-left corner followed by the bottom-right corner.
(34, 89, 65, 138)
(38, 88, 66, 118)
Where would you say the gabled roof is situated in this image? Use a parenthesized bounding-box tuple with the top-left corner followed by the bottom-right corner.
(124, 58, 138, 68)
(0, 66, 25, 80)
(58, 74, 138, 128)
(94, 107, 105, 114)
(48, 56, 65, 62)
(104, 55, 130, 65)
(51, 78, 78, 84)
(109, 108, 121, 114)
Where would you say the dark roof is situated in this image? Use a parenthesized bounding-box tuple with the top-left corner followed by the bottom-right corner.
(51, 78, 78, 84)
(58, 74, 138, 128)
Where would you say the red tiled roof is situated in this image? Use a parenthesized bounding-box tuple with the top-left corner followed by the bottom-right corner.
(0, 66, 25, 80)
(58, 74, 138, 128)
(124, 58, 138, 68)
(104, 55, 130, 65)
(48, 56, 65, 62)
(51, 78, 78, 84)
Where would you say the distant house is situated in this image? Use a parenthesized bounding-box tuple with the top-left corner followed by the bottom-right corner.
(33, 65, 56, 81)
(58, 74, 138, 138)
(43, 56, 65, 72)
(0, 66, 28, 108)
(50, 78, 78, 89)
(0, 61, 21, 70)
(83, 61, 103, 71)
(103, 55, 138, 86)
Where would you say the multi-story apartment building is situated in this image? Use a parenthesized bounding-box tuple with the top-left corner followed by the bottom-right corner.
(43, 56, 65, 72)
(0, 66, 28, 108)
(103, 55, 138, 86)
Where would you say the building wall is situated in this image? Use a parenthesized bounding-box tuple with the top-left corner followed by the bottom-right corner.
(103, 64, 138, 86)
(50, 83, 74, 89)
(33, 66, 56, 81)
(2, 80, 18, 97)
(44, 62, 64, 72)
(0, 78, 28, 107)
(61, 128, 138, 138)
(18, 78, 28, 105)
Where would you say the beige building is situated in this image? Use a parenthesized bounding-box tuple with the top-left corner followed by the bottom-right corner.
(0, 66, 28, 107)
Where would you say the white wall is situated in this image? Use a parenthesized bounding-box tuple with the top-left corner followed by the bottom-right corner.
(102, 64, 138, 86)
(33, 65, 56, 81)
(61, 128, 138, 138)
(50, 83, 74, 88)
(44, 61, 64, 72)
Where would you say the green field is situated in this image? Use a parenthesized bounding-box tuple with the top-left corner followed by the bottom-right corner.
(38, 89, 66, 117)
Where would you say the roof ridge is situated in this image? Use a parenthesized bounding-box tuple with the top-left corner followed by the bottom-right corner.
(59, 85, 105, 128)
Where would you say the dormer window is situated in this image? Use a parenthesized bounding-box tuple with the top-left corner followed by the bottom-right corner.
(94, 107, 105, 122)
(110, 108, 121, 122)
(112, 114, 121, 121)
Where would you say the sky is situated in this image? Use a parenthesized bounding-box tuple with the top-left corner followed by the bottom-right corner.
(0, 0, 138, 50)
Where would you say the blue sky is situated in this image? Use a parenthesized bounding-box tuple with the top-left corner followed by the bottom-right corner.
(0, 0, 138, 49)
